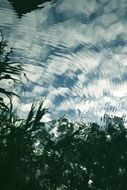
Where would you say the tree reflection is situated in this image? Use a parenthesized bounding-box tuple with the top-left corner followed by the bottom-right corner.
(0, 101, 127, 189)
(8, 0, 56, 18)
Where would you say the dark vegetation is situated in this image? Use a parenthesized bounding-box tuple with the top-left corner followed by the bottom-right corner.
(0, 36, 127, 190)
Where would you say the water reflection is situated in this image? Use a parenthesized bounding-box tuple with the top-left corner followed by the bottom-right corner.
(1, 0, 127, 122)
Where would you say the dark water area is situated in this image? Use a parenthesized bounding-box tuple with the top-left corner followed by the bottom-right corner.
(1, 0, 127, 123)
(8, 0, 54, 17)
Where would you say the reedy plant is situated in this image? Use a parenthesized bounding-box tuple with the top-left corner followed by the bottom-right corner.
(0, 33, 23, 112)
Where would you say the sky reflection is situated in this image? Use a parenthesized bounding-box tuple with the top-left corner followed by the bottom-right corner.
(1, 0, 127, 123)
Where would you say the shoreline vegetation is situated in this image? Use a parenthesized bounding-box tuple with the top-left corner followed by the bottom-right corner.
(0, 36, 127, 190)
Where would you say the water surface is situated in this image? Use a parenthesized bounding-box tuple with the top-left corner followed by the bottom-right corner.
(1, 0, 127, 123)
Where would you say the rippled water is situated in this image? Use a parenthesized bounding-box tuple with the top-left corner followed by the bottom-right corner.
(1, 0, 127, 123)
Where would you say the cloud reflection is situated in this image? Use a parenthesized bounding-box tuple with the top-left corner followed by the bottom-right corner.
(1, 0, 127, 122)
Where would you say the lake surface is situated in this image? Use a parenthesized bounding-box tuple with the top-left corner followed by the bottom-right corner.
(1, 0, 127, 123)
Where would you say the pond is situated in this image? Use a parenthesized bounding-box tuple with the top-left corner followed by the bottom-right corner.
(1, 0, 127, 123)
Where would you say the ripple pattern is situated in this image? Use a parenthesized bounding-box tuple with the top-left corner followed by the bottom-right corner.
(1, 0, 127, 122)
